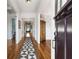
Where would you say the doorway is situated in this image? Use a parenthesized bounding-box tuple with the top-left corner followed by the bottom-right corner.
(40, 20, 46, 42)
(24, 22, 32, 37)
(12, 18, 16, 39)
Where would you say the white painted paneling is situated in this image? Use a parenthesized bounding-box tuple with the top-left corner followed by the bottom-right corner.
(32, 19, 35, 38)
(16, 13, 23, 43)
(7, 14, 12, 40)
(15, 15, 19, 44)
(7, 13, 16, 40)
(15, 13, 23, 44)
(45, 16, 55, 40)
(35, 13, 40, 44)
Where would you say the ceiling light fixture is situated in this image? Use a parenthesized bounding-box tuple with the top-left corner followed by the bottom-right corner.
(26, 0, 31, 3)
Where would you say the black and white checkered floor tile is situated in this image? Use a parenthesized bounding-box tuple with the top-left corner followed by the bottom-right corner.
(19, 38, 37, 59)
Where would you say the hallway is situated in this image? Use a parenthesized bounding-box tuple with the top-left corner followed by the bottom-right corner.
(18, 37, 37, 59)
(7, 0, 72, 59)
(17, 33, 51, 59)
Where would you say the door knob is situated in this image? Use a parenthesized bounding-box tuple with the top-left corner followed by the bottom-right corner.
(54, 32, 57, 36)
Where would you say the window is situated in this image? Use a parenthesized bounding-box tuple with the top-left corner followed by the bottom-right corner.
(55, 0, 67, 14)
(57, 0, 61, 12)
(62, 0, 67, 7)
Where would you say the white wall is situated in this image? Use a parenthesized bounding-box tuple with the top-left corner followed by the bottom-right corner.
(45, 16, 55, 40)
(20, 12, 36, 18)
(38, 0, 55, 40)
(7, 12, 24, 44)
(7, 12, 19, 44)
(16, 13, 24, 44)
(15, 13, 24, 44)
(51, 0, 55, 59)
(34, 13, 40, 44)
(32, 18, 35, 39)
(7, 13, 16, 40)
(7, 13, 12, 40)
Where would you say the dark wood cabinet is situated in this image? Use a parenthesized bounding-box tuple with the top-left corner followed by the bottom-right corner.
(54, 0, 72, 59)
(55, 19, 65, 59)
(66, 14, 72, 59)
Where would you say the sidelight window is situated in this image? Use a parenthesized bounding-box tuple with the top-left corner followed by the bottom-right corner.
(55, 0, 67, 14)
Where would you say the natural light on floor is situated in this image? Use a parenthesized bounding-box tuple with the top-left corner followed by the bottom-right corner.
(26, 33, 30, 37)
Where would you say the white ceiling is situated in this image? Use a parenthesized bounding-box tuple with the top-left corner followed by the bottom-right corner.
(7, 0, 16, 13)
(8, 0, 53, 13)
(38, 0, 53, 15)
(11, 0, 40, 12)
(7, 0, 54, 23)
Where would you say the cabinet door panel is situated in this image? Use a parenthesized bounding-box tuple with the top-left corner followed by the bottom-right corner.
(66, 15, 72, 59)
(56, 20, 65, 59)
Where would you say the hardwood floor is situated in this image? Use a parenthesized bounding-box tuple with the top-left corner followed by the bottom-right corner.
(30, 33, 51, 59)
(7, 38, 16, 59)
(38, 40, 51, 59)
(7, 37, 25, 59)
(8, 33, 51, 59)
(30, 33, 44, 59)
